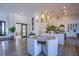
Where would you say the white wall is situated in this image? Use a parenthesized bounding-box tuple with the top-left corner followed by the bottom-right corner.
(8, 13, 32, 37)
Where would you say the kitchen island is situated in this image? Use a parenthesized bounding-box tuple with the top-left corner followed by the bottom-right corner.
(27, 36, 58, 56)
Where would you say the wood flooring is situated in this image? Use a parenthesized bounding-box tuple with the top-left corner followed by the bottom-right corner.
(0, 37, 79, 56)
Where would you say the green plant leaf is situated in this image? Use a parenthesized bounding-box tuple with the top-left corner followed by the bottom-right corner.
(46, 25, 59, 33)
(9, 26, 16, 33)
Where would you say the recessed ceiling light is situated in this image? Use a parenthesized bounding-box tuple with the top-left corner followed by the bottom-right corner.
(21, 11, 24, 15)
(63, 6, 66, 9)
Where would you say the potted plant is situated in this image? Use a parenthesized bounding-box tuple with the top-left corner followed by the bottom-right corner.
(9, 26, 16, 40)
(45, 25, 51, 33)
(51, 25, 59, 33)
(46, 25, 59, 33)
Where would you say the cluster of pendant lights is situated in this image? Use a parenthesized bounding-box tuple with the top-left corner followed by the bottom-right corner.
(35, 6, 68, 22)
(41, 11, 49, 22)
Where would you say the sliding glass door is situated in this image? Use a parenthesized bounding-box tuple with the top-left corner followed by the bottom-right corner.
(22, 24, 27, 38)
(16, 24, 21, 36)
(0, 21, 5, 36)
(16, 23, 27, 38)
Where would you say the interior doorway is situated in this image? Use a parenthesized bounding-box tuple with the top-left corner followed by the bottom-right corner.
(16, 23, 27, 38)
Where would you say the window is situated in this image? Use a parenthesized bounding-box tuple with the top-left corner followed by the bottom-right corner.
(0, 21, 5, 36)
(67, 23, 79, 33)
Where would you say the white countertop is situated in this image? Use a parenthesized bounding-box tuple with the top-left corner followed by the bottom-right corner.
(29, 36, 56, 41)
(0, 36, 8, 38)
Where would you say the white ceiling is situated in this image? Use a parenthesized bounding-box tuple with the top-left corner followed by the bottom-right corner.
(0, 3, 79, 17)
